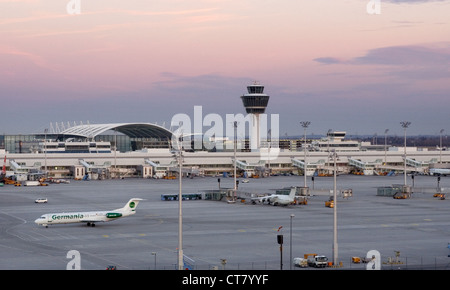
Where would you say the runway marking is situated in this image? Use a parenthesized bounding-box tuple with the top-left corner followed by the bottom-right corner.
(103, 235, 109, 238)
(424, 219, 432, 221)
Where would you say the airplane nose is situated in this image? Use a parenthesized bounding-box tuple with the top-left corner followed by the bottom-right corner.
(34, 219, 40, 224)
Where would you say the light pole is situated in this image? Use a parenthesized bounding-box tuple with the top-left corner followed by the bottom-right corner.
(300, 121, 310, 188)
(384, 129, 389, 166)
(233, 121, 237, 201)
(289, 214, 295, 270)
(327, 129, 332, 172)
(44, 128, 48, 176)
(331, 150, 338, 266)
(400, 121, 411, 186)
(440, 129, 444, 163)
(172, 126, 184, 270)
(178, 142, 183, 270)
(267, 129, 271, 177)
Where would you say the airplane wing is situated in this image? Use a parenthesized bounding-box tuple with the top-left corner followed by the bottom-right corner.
(80, 219, 105, 223)
(80, 217, 106, 223)
(80, 212, 108, 223)
(251, 194, 275, 204)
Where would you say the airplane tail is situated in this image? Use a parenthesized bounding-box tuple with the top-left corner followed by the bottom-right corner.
(289, 187, 297, 198)
(115, 198, 143, 214)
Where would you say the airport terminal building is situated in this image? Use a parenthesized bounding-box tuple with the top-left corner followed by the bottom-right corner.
(1, 84, 450, 181)
(1, 122, 450, 181)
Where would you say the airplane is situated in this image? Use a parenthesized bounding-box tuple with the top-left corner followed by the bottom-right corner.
(35, 198, 143, 228)
(251, 187, 298, 206)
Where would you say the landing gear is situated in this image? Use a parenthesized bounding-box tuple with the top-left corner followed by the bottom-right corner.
(86, 222, 96, 227)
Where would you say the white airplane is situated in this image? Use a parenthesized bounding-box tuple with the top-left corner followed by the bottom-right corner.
(35, 198, 143, 228)
(252, 187, 297, 206)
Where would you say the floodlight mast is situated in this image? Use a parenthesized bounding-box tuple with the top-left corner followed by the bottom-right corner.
(178, 142, 183, 270)
(331, 150, 338, 266)
(233, 121, 238, 201)
(300, 121, 310, 188)
(400, 121, 411, 186)
(172, 126, 184, 270)
(384, 129, 389, 166)
(440, 129, 445, 163)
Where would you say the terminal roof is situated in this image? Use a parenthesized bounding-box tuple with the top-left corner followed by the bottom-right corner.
(60, 123, 173, 139)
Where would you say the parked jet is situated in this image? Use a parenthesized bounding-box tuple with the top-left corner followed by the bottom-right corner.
(35, 198, 143, 228)
(252, 187, 297, 206)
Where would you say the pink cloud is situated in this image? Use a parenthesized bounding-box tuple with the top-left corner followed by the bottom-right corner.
(0, 45, 50, 69)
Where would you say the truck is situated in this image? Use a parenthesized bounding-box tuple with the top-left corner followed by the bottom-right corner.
(293, 257, 308, 268)
(305, 253, 328, 268)
(429, 168, 450, 176)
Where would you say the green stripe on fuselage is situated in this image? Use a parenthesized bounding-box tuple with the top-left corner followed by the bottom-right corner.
(106, 212, 122, 218)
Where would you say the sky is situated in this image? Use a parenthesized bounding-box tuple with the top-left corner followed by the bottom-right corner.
(1, 0, 449, 137)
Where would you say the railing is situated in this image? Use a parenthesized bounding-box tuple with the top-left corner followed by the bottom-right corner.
(142, 255, 450, 270)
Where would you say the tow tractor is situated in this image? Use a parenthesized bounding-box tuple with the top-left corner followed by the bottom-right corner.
(433, 193, 446, 200)
(325, 197, 334, 208)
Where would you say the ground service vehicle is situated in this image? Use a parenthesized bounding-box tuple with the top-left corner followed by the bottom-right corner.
(293, 257, 308, 268)
(325, 198, 334, 208)
(305, 254, 328, 268)
(393, 192, 410, 199)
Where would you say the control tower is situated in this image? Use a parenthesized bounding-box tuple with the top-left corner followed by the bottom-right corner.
(240, 82, 270, 150)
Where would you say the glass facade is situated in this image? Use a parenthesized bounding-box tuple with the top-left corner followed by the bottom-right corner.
(0, 134, 171, 153)
(0, 134, 41, 154)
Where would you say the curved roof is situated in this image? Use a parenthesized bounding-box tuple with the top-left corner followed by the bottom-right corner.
(60, 123, 174, 139)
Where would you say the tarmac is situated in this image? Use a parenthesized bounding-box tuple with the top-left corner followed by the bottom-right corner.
(1, 174, 450, 270)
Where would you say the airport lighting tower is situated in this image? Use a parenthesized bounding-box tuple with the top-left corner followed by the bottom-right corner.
(400, 121, 411, 186)
(240, 82, 270, 151)
(384, 129, 389, 166)
(172, 125, 184, 270)
(332, 150, 338, 266)
(440, 129, 445, 163)
(300, 121, 310, 187)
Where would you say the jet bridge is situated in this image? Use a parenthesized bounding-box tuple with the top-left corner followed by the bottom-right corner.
(145, 159, 170, 178)
(405, 158, 433, 174)
(235, 160, 255, 177)
(9, 160, 42, 174)
(291, 158, 320, 176)
(79, 159, 113, 179)
(348, 158, 382, 175)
